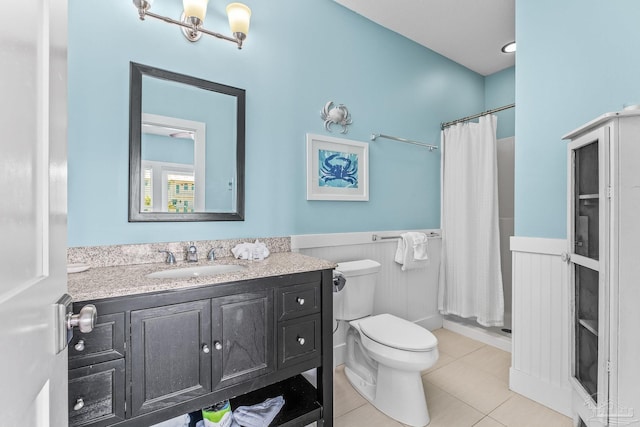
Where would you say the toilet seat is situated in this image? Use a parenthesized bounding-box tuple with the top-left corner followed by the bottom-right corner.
(358, 313, 437, 351)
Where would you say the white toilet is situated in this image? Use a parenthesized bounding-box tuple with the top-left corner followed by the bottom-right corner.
(334, 259, 438, 427)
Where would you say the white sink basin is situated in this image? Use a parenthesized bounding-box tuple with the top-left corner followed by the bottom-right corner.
(146, 264, 246, 279)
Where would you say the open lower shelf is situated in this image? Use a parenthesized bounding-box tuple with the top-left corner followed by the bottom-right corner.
(229, 375, 322, 427)
(578, 193, 599, 200)
(188, 375, 321, 427)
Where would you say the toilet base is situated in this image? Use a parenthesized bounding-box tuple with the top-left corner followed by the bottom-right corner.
(345, 363, 430, 427)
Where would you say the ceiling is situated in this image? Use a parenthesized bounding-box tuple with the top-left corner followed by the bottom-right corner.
(334, 0, 515, 76)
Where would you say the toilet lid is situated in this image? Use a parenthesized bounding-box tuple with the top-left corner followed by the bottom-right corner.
(359, 313, 437, 351)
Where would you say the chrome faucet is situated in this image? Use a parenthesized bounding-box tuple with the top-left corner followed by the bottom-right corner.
(158, 250, 176, 264)
(186, 242, 198, 263)
(207, 247, 223, 261)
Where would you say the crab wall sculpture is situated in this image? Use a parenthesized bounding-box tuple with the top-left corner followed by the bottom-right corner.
(320, 101, 352, 134)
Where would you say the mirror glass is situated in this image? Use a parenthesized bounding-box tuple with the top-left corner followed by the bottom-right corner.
(129, 62, 245, 222)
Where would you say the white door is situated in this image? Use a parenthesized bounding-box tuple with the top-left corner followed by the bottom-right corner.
(0, 0, 69, 425)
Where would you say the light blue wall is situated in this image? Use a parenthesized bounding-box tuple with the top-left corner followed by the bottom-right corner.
(485, 66, 515, 139)
(68, 1, 485, 246)
(515, 0, 640, 238)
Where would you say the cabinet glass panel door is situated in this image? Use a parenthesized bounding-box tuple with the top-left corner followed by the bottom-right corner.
(568, 127, 608, 410)
(575, 264, 599, 399)
(574, 141, 599, 259)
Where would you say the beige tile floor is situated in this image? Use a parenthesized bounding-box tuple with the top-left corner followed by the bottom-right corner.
(333, 328, 572, 427)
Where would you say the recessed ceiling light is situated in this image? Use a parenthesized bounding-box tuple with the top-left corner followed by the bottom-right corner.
(501, 41, 516, 53)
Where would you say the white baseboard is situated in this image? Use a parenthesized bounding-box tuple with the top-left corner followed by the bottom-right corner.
(415, 314, 443, 331)
(443, 318, 511, 353)
(509, 367, 572, 417)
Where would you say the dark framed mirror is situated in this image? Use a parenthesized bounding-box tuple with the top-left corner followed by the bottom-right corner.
(129, 62, 245, 222)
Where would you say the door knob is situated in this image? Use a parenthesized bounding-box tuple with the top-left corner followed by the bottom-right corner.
(214, 341, 223, 350)
(73, 398, 85, 411)
(74, 339, 85, 352)
(297, 336, 305, 346)
(296, 297, 305, 306)
(202, 344, 210, 354)
(55, 295, 97, 354)
(560, 252, 571, 263)
(66, 304, 97, 333)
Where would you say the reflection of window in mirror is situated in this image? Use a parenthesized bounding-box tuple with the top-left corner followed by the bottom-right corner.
(141, 161, 197, 213)
(140, 114, 205, 213)
(166, 172, 195, 213)
(143, 168, 153, 212)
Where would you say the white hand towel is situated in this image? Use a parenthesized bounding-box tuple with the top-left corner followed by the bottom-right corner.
(230, 396, 285, 427)
(411, 232, 429, 261)
(231, 240, 270, 260)
(394, 232, 429, 271)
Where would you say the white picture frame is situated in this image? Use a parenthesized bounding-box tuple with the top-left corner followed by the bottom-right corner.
(306, 133, 369, 201)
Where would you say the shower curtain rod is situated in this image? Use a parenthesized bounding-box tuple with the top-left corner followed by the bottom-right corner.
(440, 103, 515, 130)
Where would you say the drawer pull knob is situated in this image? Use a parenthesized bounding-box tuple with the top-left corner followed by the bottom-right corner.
(296, 297, 305, 306)
(74, 339, 85, 352)
(202, 344, 210, 354)
(214, 341, 223, 350)
(73, 398, 85, 411)
(297, 336, 305, 346)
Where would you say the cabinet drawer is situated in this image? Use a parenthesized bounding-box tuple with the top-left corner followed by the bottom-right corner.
(277, 281, 321, 321)
(278, 314, 321, 369)
(68, 359, 125, 427)
(69, 312, 125, 369)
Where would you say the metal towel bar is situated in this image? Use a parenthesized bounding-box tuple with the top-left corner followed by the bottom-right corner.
(371, 232, 440, 242)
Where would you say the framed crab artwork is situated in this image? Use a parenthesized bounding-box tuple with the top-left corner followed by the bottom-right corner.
(306, 133, 369, 201)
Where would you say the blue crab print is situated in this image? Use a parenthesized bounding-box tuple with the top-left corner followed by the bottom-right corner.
(319, 151, 358, 188)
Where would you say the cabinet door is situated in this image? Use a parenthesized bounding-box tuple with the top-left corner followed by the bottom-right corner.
(212, 291, 274, 390)
(567, 125, 610, 424)
(130, 300, 212, 417)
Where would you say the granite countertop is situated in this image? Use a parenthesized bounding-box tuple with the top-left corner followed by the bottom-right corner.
(68, 252, 336, 302)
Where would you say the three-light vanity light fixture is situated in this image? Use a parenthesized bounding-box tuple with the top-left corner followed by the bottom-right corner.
(132, 0, 251, 49)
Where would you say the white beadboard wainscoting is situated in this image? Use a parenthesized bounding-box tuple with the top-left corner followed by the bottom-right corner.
(291, 230, 442, 366)
(510, 236, 571, 417)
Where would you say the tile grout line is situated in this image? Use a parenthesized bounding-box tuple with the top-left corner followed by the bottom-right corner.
(333, 399, 368, 421)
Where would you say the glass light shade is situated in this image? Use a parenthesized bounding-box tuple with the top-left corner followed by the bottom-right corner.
(226, 3, 251, 35)
(183, 0, 209, 21)
(501, 41, 516, 53)
(133, 0, 154, 9)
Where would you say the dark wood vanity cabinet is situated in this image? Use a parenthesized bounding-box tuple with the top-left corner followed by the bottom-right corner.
(69, 269, 333, 427)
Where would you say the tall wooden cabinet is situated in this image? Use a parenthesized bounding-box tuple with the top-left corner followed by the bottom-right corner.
(563, 111, 640, 427)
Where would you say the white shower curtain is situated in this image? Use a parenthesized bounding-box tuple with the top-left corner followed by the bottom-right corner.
(438, 115, 504, 327)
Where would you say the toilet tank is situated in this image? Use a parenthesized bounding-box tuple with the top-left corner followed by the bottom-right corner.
(334, 259, 381, 321)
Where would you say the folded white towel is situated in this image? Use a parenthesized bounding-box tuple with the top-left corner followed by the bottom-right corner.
(230, 396, 285, 427)
(394, 232, 429, 271)
(231, 240, 270, 260)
